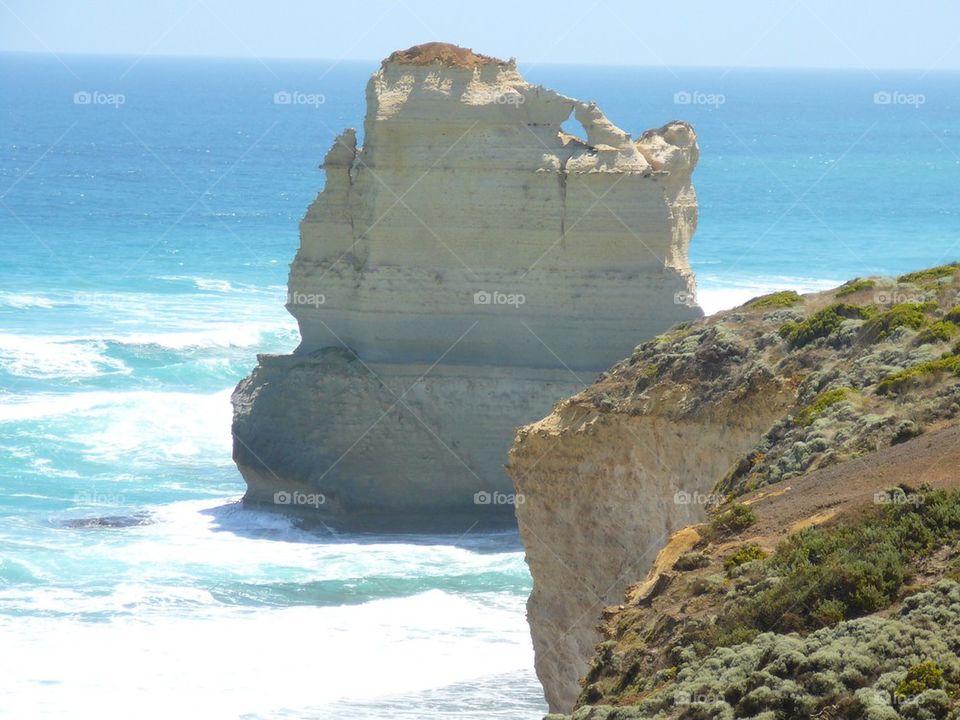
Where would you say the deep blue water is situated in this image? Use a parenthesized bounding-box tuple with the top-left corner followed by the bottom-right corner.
(1, 53, 958, 718)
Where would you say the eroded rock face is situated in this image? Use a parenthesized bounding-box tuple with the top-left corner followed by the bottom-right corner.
(509, 399, 788, 713)
(232, 42, 701, 529)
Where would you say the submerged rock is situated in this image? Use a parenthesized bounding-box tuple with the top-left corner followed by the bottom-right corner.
(63, 512, 152, 529)
(232, 42, 701, 530)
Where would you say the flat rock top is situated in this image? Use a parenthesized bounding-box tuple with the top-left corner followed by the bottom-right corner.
(385, 42, 508, 68)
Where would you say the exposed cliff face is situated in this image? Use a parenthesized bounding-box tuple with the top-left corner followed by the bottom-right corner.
(566, 426, 960, 719)
(233, 42, 702, 528)
(509, 332, 792, 713)
(508, 265, 960, 712)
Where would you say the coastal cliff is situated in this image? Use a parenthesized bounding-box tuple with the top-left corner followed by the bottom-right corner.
(508, 264, 960, 713)
(232, 42, 702, 528)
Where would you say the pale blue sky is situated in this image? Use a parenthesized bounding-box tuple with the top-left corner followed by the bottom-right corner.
(2, 0, 960, 70)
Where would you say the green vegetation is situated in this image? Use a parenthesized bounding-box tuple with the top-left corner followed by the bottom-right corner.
(876, 354, 960, 394)
(916, 320, 958, 345)
(704, 503, 757, 539)
(896, 660, 945, 699)
(717, 488, 960, 642)
(614, 581, 960, 720)
(946, 305, 960, 324)
(795, 387, 853, 426)
(897, 262, 959, 285)
(746, 290, 802, 309)
(779, 303, 873, 348)
(863, 301, 936, 341)
(723, 544, 767, 573)
(836, 278, 877, 297)
(632, 363, 660, 392)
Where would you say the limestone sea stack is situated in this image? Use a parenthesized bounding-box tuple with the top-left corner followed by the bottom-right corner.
(232, 42, 701, 529)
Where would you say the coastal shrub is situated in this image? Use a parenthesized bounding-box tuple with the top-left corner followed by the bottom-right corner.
(724, 544, 768, 573)
(811, 598, 847, 626)
(705, 503, 757, 539)
(624, 581, 960, 720)
(863, 302, 936, 341)
(946, 306, 960, 324)
(674, 552, 711, 571)
(892, 420, 923, 445)
(633, 363, 660, 392)
(896, 661, 945, 699)
(779, 303, 873, 348)
(876, 355, 960, 394)
(718, 489, 960, 641)
(688, 575, 724, 596)
(795, 387, 853, 426)
(916, 321, 957, 345)
(897, 263, 959, 285)
(747, 290, 803, 310)
(836, 278, 877, 297)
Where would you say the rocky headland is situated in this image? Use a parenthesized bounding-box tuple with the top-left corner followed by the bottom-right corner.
(232, 43, 701, 529)
(508, 264, 960, 714)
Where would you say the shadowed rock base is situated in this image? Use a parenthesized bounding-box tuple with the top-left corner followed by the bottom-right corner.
(233, 348, 582, 531)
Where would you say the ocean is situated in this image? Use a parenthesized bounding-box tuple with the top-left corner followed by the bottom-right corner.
(1, 53, 958, 718)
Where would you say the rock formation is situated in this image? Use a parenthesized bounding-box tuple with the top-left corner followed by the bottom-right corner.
(507, 265, 960, 712)
(232, 42, 701, 530)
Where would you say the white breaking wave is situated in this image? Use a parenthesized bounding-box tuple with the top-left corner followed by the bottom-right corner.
(0, 292, 61, 309)
(0, 336, 129, 380)
(0, 497, 537, 720)
(0, 321, 295, 380)
(696, 275, 840, 315)
(0, 590, 535, 720)
(156, 275, 237, 292)
(0, 389, 234, 464)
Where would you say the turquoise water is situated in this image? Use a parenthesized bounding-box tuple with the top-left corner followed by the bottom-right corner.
(1, 53, 959, 718)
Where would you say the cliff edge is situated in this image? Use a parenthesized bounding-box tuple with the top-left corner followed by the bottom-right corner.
(508, 264, 960, 711)
(232, 43, 702, 529)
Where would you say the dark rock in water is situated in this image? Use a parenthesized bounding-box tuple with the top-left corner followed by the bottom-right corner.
(63, 512, 152, 529)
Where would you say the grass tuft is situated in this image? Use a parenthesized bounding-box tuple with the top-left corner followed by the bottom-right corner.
(779, 303, 872, 348)
(746, 290, 803, 310)
(795, 387, 853, 426)
(876, 355, 960, 394)
(836, 278, 877, 297)
(897, 263, 959, 285)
